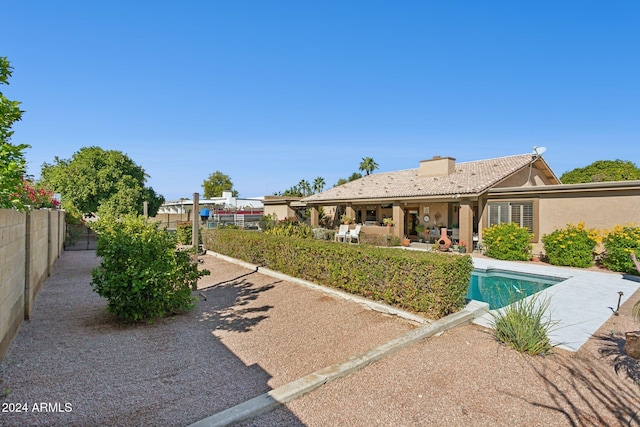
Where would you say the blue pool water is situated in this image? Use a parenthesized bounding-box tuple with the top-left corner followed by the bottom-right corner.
(466, 269, 564, 310)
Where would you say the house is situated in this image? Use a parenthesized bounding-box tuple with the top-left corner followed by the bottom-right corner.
(296, 153, 640, 254)
(153, 191, 264, 229)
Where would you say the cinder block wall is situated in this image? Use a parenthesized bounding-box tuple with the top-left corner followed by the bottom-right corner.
(24, 210, 50, 320)
(0, 210, 27, 359)
(57, 211, 65, 254)
(0, 209, 66, 359)
(48, 210, 60, 272)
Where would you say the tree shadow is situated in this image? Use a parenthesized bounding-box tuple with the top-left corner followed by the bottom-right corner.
(198, 274, 281, 333)
(596, 333, 640, 387)
(503, 338, 640, 426)
(2, 251, 306, 426)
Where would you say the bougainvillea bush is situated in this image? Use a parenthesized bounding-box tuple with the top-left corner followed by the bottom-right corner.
(16, 178, 60, 209)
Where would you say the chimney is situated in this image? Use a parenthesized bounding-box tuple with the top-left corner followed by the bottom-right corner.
(419, 156, 456, 177)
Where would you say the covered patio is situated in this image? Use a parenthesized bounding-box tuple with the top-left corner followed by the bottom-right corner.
(303, 153, 560, 248)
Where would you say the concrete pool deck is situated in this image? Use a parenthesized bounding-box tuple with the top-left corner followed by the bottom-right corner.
(401, 243, 640, 351)
(470, 257, 640, 351)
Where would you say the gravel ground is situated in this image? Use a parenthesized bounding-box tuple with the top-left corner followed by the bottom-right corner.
(1, 250, 639, 426)
(0, 251, 412, 426)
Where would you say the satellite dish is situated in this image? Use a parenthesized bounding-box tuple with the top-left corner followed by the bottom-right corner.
(532, 146, 547, 156)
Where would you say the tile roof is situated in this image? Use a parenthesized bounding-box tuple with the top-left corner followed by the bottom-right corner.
(302, 153, 537, 203)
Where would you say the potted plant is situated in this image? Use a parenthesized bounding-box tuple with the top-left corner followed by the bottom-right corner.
(340, 214, 353, 225)
(383, 217, 394, 227)
(415, 224, 425, 242)
(402, 235, 411, 246)
(458, 241, 467, 253)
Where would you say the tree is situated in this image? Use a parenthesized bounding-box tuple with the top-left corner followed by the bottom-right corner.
(312, 176, 325, 194)
(40, 146, 164, 216)
(334, 172, 362, 187)
(0, 57, 28, 209)
(359, 157, 379, 176)
(274, 186, 302, 197)
(298, 179, 311, 196)
(560, 160, 640, 184)
(91, 214, 209, 322)
(202, 171, 238, 198)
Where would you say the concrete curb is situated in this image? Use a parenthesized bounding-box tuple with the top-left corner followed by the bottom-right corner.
(192, 251, 488, 427)
(204, 251, 428, 325)
(188, 300, 488, 427)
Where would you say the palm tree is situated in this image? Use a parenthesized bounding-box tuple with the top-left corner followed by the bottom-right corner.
(312, 176, 325, 194)
(298, 179, 311, 196)
(359, 157, 379, 176)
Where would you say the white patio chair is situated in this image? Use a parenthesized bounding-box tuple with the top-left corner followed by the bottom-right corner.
(334, 224, 349, 242)
(347, 225, 362, 244)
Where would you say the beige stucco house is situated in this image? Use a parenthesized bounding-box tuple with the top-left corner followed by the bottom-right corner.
(288, 153, 640, 254)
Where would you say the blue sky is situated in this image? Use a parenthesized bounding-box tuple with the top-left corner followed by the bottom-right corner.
(4, 1, 639, 201)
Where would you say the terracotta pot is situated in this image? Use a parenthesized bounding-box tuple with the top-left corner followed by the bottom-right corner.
(438, 227, 451, 251)
(402, 238, 411, 247)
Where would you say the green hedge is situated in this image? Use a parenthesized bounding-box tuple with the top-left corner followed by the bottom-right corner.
(203, 229, 473, 319)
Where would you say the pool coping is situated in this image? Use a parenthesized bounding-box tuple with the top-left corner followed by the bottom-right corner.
(470, 257, 640, 351)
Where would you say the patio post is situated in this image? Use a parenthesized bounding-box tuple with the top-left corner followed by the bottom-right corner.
(392, 203, 403, 237)
(309, 206, 319, 227)
(345, 204, 356, 223)
(459, 200, 473, 251)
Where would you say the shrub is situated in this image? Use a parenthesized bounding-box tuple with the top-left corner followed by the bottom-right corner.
(312, 227, 329, 240)
(218, 223, 240, 229)
(91, 215, 209, 322)
(361, 233, 401, 246)
(258, 213, 277, 231)
(490, 293, 557, 355)
(175, 221, 203, 245)
(541, 222, 599, 268)
(482, 223, 532, 261)
(203, 229, 473, 318)
(175, 221, 192, 245)
(340, 214, 353, 224)
(265, 217, 313, 239)
(601, 224, 640, 274)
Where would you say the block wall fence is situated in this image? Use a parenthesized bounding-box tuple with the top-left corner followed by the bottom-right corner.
(0, 209, 65, 360)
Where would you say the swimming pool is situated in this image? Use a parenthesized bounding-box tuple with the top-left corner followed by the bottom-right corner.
(466, 268, 564, 309)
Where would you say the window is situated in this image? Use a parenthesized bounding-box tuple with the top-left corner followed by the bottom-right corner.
(487, 201, 534, 232)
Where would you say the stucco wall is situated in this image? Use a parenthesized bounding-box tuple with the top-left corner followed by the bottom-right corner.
(495, 167, 550, 188)
(535, 191, 640, 254)
(264, 205, 293, 220)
